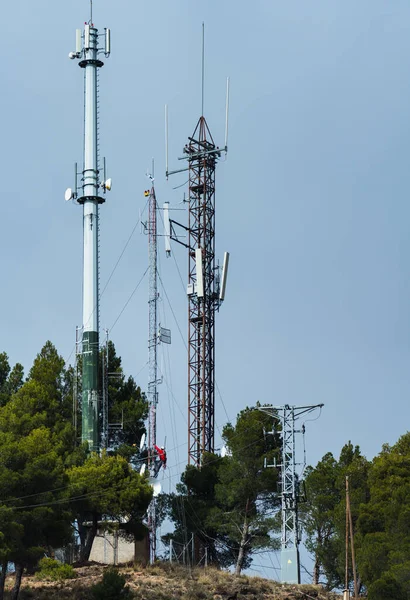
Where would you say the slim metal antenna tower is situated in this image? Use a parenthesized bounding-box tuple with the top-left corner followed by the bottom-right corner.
(164, 26, 230, 467)
(66, 17, 111, 452)
(259, 404, 323, 584)
(147, 172, 158, 472)
(147, 176, 159, 563)
(143, 168, 171, 562)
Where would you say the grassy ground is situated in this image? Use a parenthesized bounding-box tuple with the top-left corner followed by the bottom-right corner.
(4, 562, 342, 600)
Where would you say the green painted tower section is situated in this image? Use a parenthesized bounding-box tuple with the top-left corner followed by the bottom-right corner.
(81, 331, 100, 451)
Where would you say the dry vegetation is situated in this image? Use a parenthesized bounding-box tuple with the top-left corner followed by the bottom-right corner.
(3, 562, 342, 600)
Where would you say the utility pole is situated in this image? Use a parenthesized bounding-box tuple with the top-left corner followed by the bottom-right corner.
(259, 404, 323, 584)
(345, 476, 358, 600)
(164, 26, 230, 466)
(66, 12, 112, 452)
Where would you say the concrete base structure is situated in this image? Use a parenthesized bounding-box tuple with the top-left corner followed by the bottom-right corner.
(90, 529, 149, 565)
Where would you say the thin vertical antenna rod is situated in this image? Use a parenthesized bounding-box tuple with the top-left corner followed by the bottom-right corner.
(165, 105, 169, 178)
(90, 0, 93, 25)
(201, 23, 205, 117)
(224, 77, 230, 152)
(68, 15, 111, 452)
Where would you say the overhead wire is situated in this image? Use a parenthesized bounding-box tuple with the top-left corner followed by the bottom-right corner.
(5, 430, 269, 510)
(154, 229, 231, 443)
(101, 196, 149, 299)
(64, 199, 150, 367)
(156, 267, 230, 447)
(155, 228, 190, 552)
(157, 272, 187, 352)
(109, 266, 149, 332)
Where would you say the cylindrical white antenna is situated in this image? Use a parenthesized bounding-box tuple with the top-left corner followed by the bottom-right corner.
(219, 251, 229, 301)
(105, 28, 111, 56)
(76, 29, 82, 54)
(164, 202, 171, 256)
(195, 248, 204, 298)
(165, 105, 169, 178)
(84, 24, 90, 49)
(224, 77, 230, 153)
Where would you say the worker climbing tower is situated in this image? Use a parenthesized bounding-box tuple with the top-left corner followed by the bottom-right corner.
(65, 7, 112, 452)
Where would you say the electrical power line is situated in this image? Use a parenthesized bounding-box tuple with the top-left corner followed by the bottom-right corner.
(109, 267, 149, 332)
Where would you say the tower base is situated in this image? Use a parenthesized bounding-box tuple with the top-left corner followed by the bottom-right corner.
(280, 548, 300, 584)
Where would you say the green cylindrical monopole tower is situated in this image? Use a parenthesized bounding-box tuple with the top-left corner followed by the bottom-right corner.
(68, 19, 111, 452)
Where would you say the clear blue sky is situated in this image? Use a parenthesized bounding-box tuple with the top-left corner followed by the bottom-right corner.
(1, 0, 410, 580)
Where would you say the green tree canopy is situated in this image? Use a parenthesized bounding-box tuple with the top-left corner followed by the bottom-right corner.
(0, 352, 24, 408)
(302, 442, 370, 591)
(356, 432, 410, 600)
(67, 452, 152, 563)
(162, 405, 280, 574)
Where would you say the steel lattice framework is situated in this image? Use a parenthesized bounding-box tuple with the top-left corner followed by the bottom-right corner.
(148, 185, 158, 468)
(280, 405, 299, 563)
(147, 184, 158, 563)
(166, 104, 228, 468)
(259, 404, 323, 584)
(186, 117, 220, 466)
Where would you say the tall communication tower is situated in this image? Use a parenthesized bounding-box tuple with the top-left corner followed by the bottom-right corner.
(146, 178, 160, 564)
(66, 10, 112, 452)
(143, 173, 171, 562)
(259, 404, 323, 584)
(164, 33, 230, 465)
(147, 180, 159, 473)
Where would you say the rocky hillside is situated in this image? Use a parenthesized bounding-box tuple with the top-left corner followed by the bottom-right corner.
(4, 562, 342, 600)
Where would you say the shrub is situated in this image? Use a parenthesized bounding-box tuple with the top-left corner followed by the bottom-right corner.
(91, 568, 132, 599)
(35, 557, 76, 581)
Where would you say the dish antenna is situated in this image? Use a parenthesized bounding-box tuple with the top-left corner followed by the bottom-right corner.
(64, 188, 74, 202)
(139, 433, 146, 451)
(105, 178, 112, 191)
